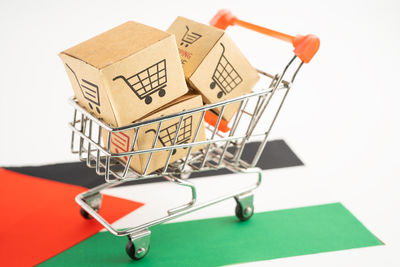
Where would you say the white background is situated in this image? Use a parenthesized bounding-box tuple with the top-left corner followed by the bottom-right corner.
(0, 0, 399, 266)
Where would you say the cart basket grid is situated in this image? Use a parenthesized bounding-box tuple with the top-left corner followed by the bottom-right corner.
(145, 115, 193, 148)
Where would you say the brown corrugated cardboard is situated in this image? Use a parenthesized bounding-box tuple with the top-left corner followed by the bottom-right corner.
(105, 94, 206, 175)
(167, 17, 259, 121)
(60, 21, 188, 127)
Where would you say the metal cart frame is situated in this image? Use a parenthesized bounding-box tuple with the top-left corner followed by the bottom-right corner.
(68, 9, 319, 261)
(145, 115, 192, 155)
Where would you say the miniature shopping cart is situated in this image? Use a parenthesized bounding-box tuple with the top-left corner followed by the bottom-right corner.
(210, 43, 243, 99)
(69, 9, 319, 261)
(145, 116, 192, 155)
(113, 59, 167, 105)
(180, 26, 202, 47)
(66, 63, 101, 114)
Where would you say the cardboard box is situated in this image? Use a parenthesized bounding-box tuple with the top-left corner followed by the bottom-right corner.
(105, 94, 206, 175)
(167, 17, 260, 121)
(60, 21, 188, 127)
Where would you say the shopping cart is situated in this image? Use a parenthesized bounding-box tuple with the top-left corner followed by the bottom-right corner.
(69, 9, 319, 261)
(113, 59, 167, 105)
(210, 43, 243, 99)
(145, 116, 192, 155)
(180, 25, 202, 47)
(66, 63, 101, 114)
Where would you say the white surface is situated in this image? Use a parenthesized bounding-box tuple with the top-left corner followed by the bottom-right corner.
(1, 0, 400, 265)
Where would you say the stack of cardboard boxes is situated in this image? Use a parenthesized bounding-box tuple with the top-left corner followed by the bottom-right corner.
(60, 18, 259, 175)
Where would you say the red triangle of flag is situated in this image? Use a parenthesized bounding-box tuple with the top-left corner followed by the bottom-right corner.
(0, 168, 143, 266)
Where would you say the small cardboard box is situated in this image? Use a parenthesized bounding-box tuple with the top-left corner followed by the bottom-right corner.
(105, 94, 206, 175)
(167, 17, 260, 121)
(60, 21, 188, 127)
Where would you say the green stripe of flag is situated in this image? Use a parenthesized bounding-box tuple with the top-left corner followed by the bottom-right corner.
(39, 202, 382, 266)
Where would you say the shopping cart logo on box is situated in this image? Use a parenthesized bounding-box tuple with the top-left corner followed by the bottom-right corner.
(145, 116, 193, 155)
(66, 64, 101, 114)
(113, 59, 167, 105)
(111, 132, 130, 161)
(180, 25, 202, 47)
(210, 43, 243, 99)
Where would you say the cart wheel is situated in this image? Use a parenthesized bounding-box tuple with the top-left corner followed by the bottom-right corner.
(235, 203, 254, 222)
(96, 107, 101, 114)
(172, 149, 177, 155)
(217, 91, 224, 99)
(145, 96, 152, 105)
(158, 88, 166, 97)
(80, 193, 102, 220)
(210, 81, 216, 89)
(80, 207, 93, 220)
(126, 239, 149, 260)
(88, 103, 93, 110)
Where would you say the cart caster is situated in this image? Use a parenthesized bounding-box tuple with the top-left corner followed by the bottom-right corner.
(80, 207, 94, 220)
(126, 229, 151, 260)
(217, 91, 224, 99)
(80, 193, 102, 219)
(158, 88, 166, 97)
(210, 81, 216, 89)
(145, 96, 152, 105)
(234, 194, 254, 221)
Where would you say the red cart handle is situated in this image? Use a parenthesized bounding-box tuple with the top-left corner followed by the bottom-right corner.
(204, 110, 230, 133)
(210, 9, 320, 63)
